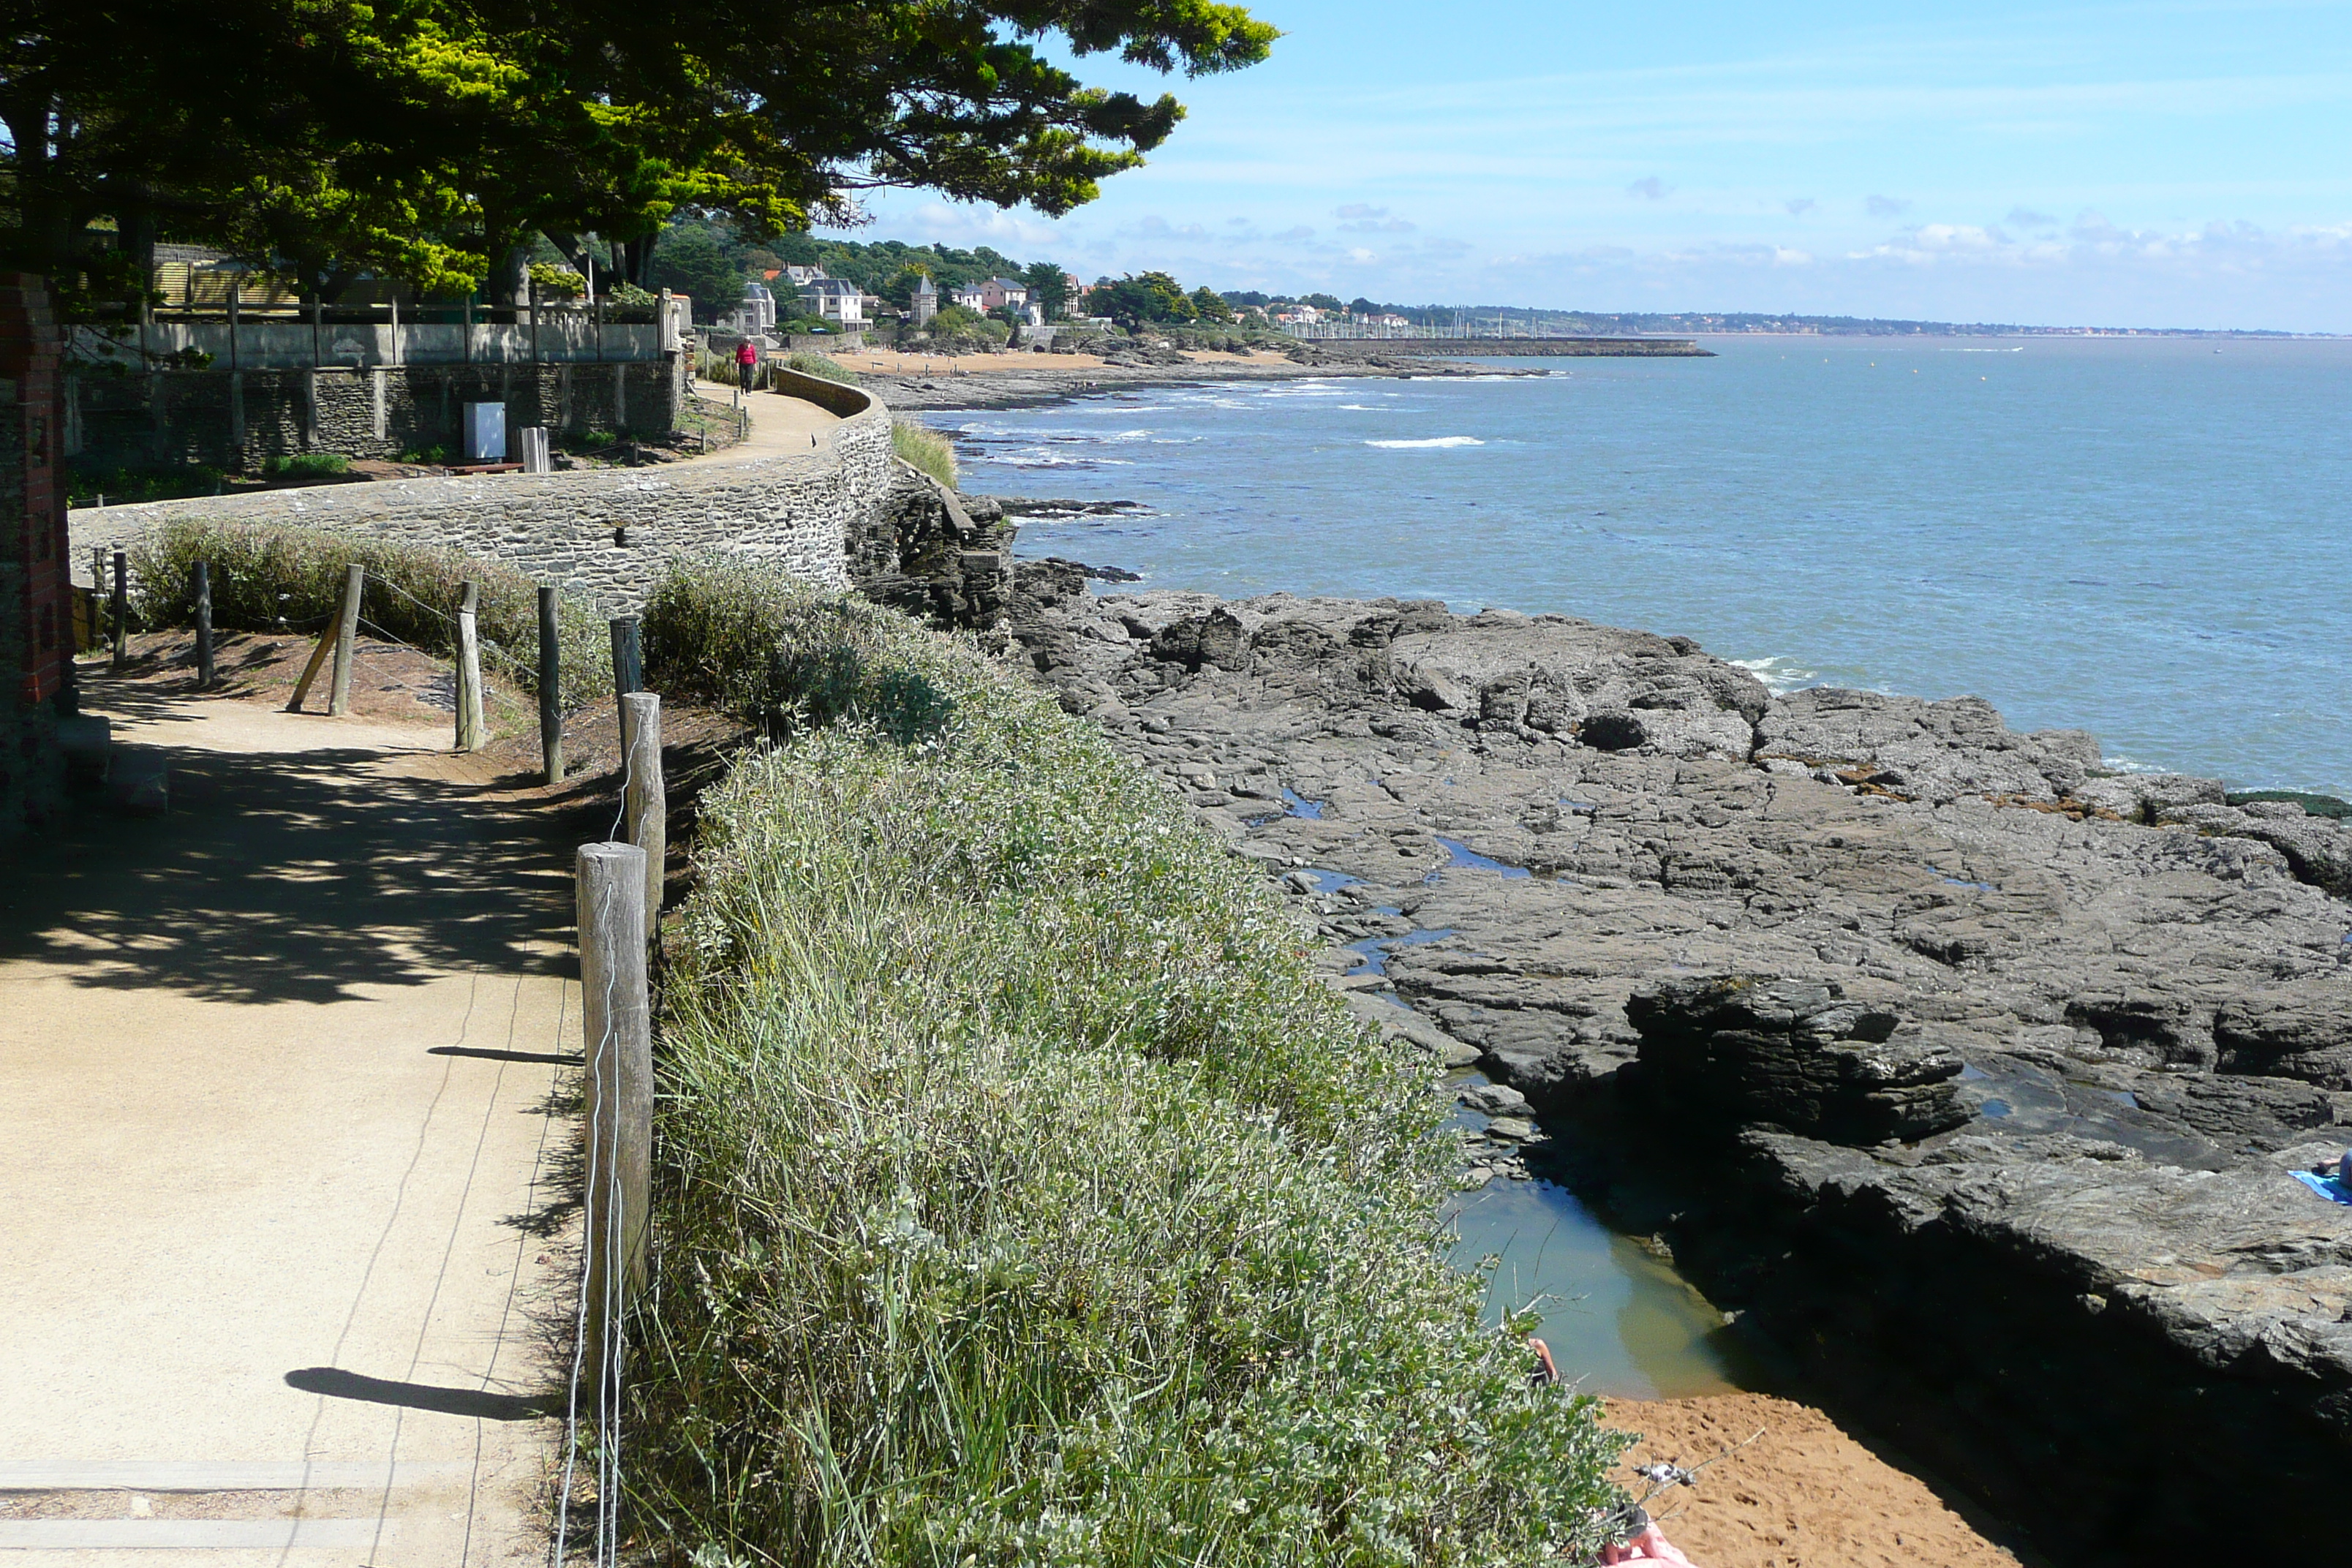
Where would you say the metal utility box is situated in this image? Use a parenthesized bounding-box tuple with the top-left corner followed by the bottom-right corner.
(461, 402, 507, 463)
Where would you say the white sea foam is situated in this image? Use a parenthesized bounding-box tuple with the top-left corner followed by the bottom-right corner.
(1730, 656, 1821, 693)
(1365, 436, 1484, 449)
(984, 451, 1135, 470)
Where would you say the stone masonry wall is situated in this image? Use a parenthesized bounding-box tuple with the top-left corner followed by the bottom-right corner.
(65, 357, 687, 473)
(71, 369, 883, 611)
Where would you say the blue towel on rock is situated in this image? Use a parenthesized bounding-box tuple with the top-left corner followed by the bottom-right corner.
(2291, 1171, 2352, 1206)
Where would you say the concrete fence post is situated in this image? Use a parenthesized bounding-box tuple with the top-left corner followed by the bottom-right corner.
(326, 562, 363, 716)
(620, 692, 665, 940)
(538, 585, 564, 785)
(576, 840, 651, 1392)
(454, 580, 485, 751)
(192, 560, 214, 689)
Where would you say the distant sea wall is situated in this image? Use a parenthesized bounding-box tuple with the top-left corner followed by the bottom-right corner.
(69, 368, 885, 611)
(1297, 336, 1711, 360)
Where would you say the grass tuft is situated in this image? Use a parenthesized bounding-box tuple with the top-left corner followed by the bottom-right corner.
(784, 351, 858, 386)
(890, 419, 958, 491)
(624, 559, 1631, 1567)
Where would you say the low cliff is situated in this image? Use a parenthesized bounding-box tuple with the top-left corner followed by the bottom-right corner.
(1002, 568, 2352, 1564)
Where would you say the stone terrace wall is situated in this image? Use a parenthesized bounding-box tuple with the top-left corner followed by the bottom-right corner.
(66, 357, 688, 474)
(70, 368, 884, 611)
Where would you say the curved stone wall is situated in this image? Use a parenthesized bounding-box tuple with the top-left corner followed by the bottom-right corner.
(69, 370, 891, 611)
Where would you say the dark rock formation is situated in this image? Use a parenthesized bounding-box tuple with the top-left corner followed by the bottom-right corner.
(845, 470, 1014, 630)
(1624, 976, 1969, 1144)
(998, 569, 2352, 1563)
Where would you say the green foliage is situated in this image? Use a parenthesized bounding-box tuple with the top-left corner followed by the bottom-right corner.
(127, 519, 612, 701)
(625, 561, 1632, 1565)
(2226, 789, 2352, 819)
(1189, 284, 1232, 322)
(259, 453, 350, 478)
(651, 225, 752, 322)
(528, 261, 585, 298)
(928, 303, 984, 334)
(65, 464, 228, 505)
(890, 420, 960, 489)
(1086, 270, 1196, 325)
(1025, 260, 1074, 317)
(7, 2, 1274, 307)
(783, 352, 856, 385)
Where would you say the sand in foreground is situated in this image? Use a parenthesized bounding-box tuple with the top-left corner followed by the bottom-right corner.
(1601, 1394, 2025, 1568)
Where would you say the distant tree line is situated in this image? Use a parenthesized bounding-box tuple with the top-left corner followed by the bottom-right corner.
(647, 218, 1082, 325)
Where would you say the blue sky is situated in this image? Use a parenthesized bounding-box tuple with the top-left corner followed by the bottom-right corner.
(830, 1, 2352, 331)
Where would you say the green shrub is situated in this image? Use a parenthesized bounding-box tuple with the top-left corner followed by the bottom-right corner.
(260, 452, 350, 478)
(128, 519, 612, 701)
(889, 419, 957, 490)
(783, 350, 856, 385)
(625, 559, 1631, 1567)
(2225, 788, 2351, 819)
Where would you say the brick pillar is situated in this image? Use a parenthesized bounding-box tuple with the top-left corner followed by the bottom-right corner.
(0, 272, 67, 833)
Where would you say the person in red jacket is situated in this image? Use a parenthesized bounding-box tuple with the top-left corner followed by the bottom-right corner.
(734, 337, 758, 389)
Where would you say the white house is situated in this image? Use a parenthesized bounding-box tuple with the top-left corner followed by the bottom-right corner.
(949, 277, 1039, 323)
(798, 276, 864, 327)
(731, 282, 777, 337)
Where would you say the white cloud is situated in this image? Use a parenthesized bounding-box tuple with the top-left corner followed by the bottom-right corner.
(1784, 197, 1817, 216)
(1627, 176, 1671, 200)
(1866, 194, 1912, 219)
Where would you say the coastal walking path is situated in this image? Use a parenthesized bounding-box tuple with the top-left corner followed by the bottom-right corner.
(682, 372, 845, 461)
(0, 668, 584, 1564)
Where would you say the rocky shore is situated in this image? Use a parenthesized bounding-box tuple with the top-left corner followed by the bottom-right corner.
(856, 346, 1541, 412)
(998, 561, 2352, 1565)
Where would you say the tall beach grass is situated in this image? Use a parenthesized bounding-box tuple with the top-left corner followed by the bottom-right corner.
(890, 420, 959, 491)
(128, 518, 613, 699)
(625, 559, 1630, 1566)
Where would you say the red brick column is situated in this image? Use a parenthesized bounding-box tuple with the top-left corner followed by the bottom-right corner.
(0, 273, 66, 709)
(0, 271, 68, 835)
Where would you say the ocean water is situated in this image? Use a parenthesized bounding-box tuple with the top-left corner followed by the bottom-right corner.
(932, 335, 2352, 797)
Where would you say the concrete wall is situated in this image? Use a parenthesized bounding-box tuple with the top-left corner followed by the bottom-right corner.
(69, 369, 888, 611)
(69, 298, 691, 370)
(66, 358, 689, 473)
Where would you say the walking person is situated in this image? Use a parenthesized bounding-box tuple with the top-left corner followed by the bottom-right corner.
(735, 337, 759, 390)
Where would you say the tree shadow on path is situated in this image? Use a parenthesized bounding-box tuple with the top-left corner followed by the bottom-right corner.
(0, 686, 583, 1006)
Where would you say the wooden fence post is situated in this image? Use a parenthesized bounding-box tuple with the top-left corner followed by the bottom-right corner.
(538, 585, 564, 784)
(192, 560, 214, 689)
(608, 616, 641, 730)
(620, 692, 665, 940)
(453, 581, 486, 751)
(109, 550, 128, 671)
(326, 562, 363, 716)
(577, 840, 651, 1392)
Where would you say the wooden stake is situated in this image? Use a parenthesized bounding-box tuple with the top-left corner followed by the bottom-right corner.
(538, 585, 564, 784)
(109, 551, 127, 671)
(453, 580, 485, 751)
(577, 839, 651, 1392)
(192, 560, 214, 688)
(287, 622, 335, 711)
(608, 616, 641, 736)
(620, 692, 665, 940)
(326, 563, 363, 715)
